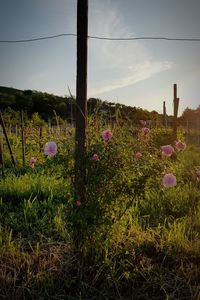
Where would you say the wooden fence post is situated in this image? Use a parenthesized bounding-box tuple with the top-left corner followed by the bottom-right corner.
(20, 110, 26, 167)
(0, 110, 16, 166)
(75, 0, 88, 203)
(173, 84, 179, 140)
(163, 101, 167, 128)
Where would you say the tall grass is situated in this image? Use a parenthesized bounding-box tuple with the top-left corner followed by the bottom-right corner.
(0, 122, 200, 299)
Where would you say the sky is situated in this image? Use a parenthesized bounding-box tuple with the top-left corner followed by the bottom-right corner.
(0, 0, 200, 115)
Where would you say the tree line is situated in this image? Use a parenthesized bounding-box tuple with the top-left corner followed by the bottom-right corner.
(0, 86, 199, 127)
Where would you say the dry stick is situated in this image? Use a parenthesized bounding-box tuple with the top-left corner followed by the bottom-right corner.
(53, 110, 60, 137)
(186, 120, 189, 144)
(20, 110, 26, 167)
(173, 84, 179, 140)
(67, 86, 74, 128)
(48, 118, 51, 137)
(0, 141, 5, 176)
(0, 110, 16, 165)
(39, 125, 43, 151)
(15, 124, 18, 136)
(196, 119, 200, 146)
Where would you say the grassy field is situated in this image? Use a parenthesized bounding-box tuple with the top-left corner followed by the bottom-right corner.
(0, 122, 200, 299)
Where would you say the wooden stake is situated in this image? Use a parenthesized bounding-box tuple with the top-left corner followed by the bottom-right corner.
(0, 110, 15, 165)
(173, 84, 179, 140)
(163, 101, 167, 128)
(20, 110, 26, 167)
(75, 0, 88, 202)
(174, 83, 177, 100)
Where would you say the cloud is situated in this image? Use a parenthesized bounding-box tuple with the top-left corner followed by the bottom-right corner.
(89, 61, 172, 95)
(88, 0, 172, 96)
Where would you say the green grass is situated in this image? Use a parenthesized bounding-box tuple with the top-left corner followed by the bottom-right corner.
(0, 125, 200, 299)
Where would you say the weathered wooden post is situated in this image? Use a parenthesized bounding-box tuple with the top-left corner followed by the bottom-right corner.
(163, 101, 167, 128)
(0, 110, 16, 165)
(20, 110, 26, 167)
(74, 0, 88, 203)
(173, 84, 179, 140)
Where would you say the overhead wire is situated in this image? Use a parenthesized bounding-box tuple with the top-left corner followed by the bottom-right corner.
(1, 33, 200, 43)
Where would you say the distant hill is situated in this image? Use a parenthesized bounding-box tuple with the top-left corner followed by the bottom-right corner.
(0, 86, 23, 95)
(0, 85, 164, 125)
(0, 85, 199, 129)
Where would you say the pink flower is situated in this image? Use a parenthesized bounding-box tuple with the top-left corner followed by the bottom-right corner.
(141, 127, 150, 135)
(135, 152, 142, 160)
(162, 173, 177, 188)
(29, 157, 37, 168)
(175, 141, 186, 151)
(91, 154, 99, 161)
(161, 145, 174, 157)
(75, 200, 81, 208)
(44, 141, 57, 156)
(140, 120, 146, 126)
(196, 171, 200, 182)
(101, 129, 113, 141)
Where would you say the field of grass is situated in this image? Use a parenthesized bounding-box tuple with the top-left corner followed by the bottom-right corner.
(0, 121, 200, 299)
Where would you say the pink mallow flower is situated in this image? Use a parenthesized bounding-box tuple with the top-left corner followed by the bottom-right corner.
(175, 141, 186, 151)
(44, 141, 58, 156)
(161, 145, 174, 157)
(162, 173, 177, 188)
(135, 152, 142, 160)
(75, 200, 81, 208)
(196, 171, 200, 182)
(91, 154, 99, 161)
(101, 129, 113, 141)
(29, 157, 37, 168)
(141, 127, 150, 135)
(139, 120, 146, 126)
